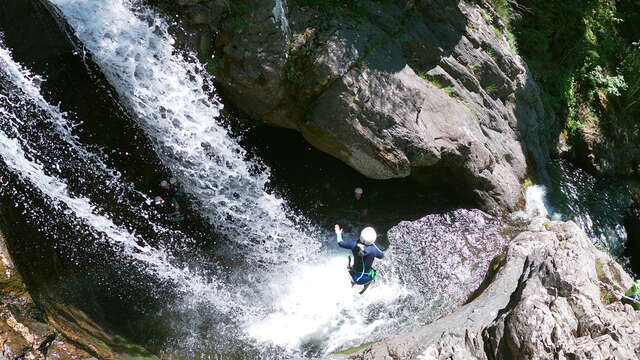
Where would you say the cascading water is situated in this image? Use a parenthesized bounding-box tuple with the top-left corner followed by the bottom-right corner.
(272, 0, 290, 33)
(10, 1, 631, 358)
(513, 161, 633, 259)
(0, 41, 229, 307)
(512, 185, 550, 219)
(48, 0, 316, 264)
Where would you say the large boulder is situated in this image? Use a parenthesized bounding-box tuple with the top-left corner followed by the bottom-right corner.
(322, 218, 639, 360)
(161, 0, 553, 213)
(386, 208, 508, 321)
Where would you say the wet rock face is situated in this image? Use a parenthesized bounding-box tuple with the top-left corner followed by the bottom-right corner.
(165, 0, 552, 214)
(0, 232, 94, 360)
(386, 209, 507, 319)
(327, 219, 639, 360)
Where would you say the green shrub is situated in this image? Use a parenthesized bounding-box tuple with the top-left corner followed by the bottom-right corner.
(505, 0, 640, 167)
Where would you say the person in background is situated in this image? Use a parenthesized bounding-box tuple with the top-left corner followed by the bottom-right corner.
(623, 279, 640, 310)
(335, 224, 384, 292)
(154, 196, 184, 222)
(160, 178, 180, 199)
(353, 187, 369, 219)
(168, 177, 181, 197)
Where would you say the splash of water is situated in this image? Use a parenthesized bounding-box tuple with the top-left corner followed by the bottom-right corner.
(244, 255, 409, 355)
(28, 1, 519, 357)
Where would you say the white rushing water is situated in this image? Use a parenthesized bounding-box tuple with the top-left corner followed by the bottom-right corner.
(49, 0, 317, 264)
(7, 2, 634, 357)
(0, 130, 230, 308)
(272, 0, 290, 33)
(512, 185, 553, 220)
(245, 253, 410, 355)
(0, 43, 124, 186)
(0, 42, 230, 308)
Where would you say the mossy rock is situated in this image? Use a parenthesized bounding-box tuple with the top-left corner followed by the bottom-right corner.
(335, 340, 379, 355)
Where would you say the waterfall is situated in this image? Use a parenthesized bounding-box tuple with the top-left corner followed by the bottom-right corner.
(2, 1, 525, 357)
(0, 42, 230, 308)
(512, 184, 552, 219)
(36, 1, 456, 356)
(272, 0, 290, 34)
(49, 0, 316, 264)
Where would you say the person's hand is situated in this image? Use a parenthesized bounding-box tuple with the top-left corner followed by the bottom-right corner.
(334, 224, 342, 235)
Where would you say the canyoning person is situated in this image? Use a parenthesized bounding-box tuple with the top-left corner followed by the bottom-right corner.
(159, 177, 183, 213)
(335, 224, 384, 294)
(622, 280, 640, 310)
(159, 178, 180, 199)
(154, 195, 184, 222)
(168, 177, 181, 196)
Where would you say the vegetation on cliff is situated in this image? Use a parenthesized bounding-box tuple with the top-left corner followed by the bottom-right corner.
(493, 0, 640, 176)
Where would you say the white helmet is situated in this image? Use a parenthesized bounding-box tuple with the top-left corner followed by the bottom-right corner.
(160, 180, 169, 188)
(154, 196, 164, 205)
(360, 227, 377, 245)
(354, 187, 363, 194)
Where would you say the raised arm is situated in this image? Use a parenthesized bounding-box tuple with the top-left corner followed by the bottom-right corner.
(335, 224, 357, 250)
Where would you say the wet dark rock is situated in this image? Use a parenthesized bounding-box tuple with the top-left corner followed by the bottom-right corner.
(323, 219, 639, 360)
(0, 231, 95, 360)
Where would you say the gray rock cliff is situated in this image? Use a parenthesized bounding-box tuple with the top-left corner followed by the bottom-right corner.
(161, 0, 553, 214)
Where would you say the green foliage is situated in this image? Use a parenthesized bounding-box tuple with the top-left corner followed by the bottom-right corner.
(468, 62, 481, 74)
(335, 341, 378, 355)
(416, 72, 462, 100)
(489, 0, 517, 20)
(603, 290, 615, 305)
(484, 46, 500, 63)
(485, 84, 500, 96)
(483, 1, 519, 50)
(417, 72, 445, 88)
(443, 86, 461, 100)
(588, 65, 627, 96)
(509, 0, 640, 167)
(478, 8, 492, 23)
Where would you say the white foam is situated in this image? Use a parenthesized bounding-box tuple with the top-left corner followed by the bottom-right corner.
(245, 255, 408, 354)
